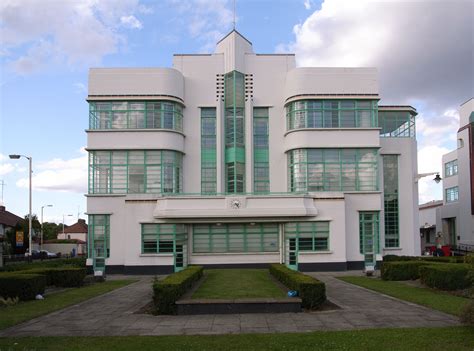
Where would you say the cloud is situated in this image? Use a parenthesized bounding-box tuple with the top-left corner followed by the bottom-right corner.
(417, 145, 450, 204)
(0, 163, 14, 176)
(0, 0, 148, 74)
(73, 82, 87, 94)
(16, 149, 87, 193)
(304, 0, 313, 10)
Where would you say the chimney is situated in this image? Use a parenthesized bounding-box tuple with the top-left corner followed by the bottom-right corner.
(0, 205, 5, 212)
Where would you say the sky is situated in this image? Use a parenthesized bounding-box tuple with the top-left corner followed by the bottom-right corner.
(0, 0, 472, 225)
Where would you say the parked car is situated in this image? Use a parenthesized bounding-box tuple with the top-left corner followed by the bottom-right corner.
(25, 249, 40, 258)
(39, 250, 59, 259)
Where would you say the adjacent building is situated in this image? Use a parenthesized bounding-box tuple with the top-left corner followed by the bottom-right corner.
(437, 98, 474, 250)
(86, 30, 420, 274)
(419, 200, 443, 253)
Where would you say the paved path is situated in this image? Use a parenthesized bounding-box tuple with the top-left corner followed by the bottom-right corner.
(0, 272, 460, 336)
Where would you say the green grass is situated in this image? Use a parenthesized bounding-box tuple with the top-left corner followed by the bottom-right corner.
(191, 269, 286, 299)
(0, 327, 473, 350)
(0, 280, 136, 330)
(338, 276, 471, 316)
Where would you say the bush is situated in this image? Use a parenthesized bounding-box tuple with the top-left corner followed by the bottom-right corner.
(419, 264, 472, 291)
(0, 257, 86, 272)
(153, 266, 203, 314)
(269, 264, 326, 309)
(383, 255, 416, 262)
(0, 273, 46, 301)
(383, 255, 464, 264)
(381, 261, 432, 281)
(464, 254, 474, 266)
(460, 301, 474, 326)
(19, 267, 87, 287)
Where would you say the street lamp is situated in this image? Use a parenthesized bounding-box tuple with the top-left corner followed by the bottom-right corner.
(415, 172, 442, 183)
(9, 154, 32, 259)
(62, 214, 73, 237)
(41, 205, 53, 250)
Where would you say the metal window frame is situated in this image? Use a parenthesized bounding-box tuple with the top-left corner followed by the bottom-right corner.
(445, 186, 459, 203)
(88, 214, 110, 259)
(359, 211, 380, 255)
(379, 111, 416, 138)
(444, 159, 458, 177)
(283, 222, 330, 252)
(201, 107, 217, 194)
(253, 107, 270, 193)
(383, 155, 399, 248)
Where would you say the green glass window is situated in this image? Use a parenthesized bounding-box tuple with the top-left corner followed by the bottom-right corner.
(286, 100, 377, 130)
(445, 160, 458, 177)
(89, 101, 183, 131)
(193, 223, 279, 253)
(383, 155, 399, 247)
(446, 186, 459, 203)
(359, 212, 380, 255)
(253, 107, 269, 193)
(288, 149, 378, 192)
(225, 71, 245, 193)
(284, 222, 330, 251)
(88, 215, 110, 259)
(88, 150, 182, 194)
(201, 108, 217, 193)
(141, 224, 187, 254)
(379, 111, 415, 138)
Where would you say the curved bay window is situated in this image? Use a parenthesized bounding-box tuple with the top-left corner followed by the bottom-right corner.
(88, 150, 183, 194)
(286, 100, 378, 130)
(288, 148, 378, 192)
(89, 101, 183, 131)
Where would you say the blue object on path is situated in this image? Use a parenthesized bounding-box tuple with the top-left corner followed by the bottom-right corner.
(288, 290, 298, 297)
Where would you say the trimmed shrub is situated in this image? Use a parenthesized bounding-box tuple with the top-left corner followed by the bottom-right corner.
(383, 255, 416, 262)
(153, 266, 203, 314)
(419, 264, 472, 291)
(460, 301, 474, 326)
(19, 267, 87, 287)
(464, 254, 474, 267)
(383, 255, 464, 264)
(0, 273, 46, 300)
(0, 257, 86, 273)
(381, 261, 432, 280)
(269, 264, 326, 309)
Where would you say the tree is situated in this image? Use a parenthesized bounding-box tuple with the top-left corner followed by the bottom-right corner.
(42, 222, 62, 241)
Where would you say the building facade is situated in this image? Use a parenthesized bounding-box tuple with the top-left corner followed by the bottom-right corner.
(437, 98, 474, 249)
(86, 31, 420, 274)
(419, 200, 443, 253)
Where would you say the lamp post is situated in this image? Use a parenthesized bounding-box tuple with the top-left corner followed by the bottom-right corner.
(41, 205, 53, 250)
(62, 214, 73, 237)
(415, 172, 442, 183)
(9, 154, 32, 259)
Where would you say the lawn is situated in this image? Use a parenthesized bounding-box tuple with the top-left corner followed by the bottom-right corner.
(191, 269, 287, 299)
(338, 276, 471, 316)
(0, 280, 136, 330)
(0, 327, 473, 350)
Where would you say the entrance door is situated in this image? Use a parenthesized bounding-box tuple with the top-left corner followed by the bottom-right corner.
(286, 238, 298, 270)
(359, 212, 379, 271)
(174, 244, 185, 272)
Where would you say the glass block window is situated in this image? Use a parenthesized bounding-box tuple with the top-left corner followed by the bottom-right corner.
(193, 223, 279, 253)
(141, 224, 187, 254)
(201, 108, 217, 193)
(88, 150, 182, 194)
(445, 160, 458, 177)
(284, 222, 330, 251)
(379, 111, 416, 138)
(286, 100, 378, 130)
(383, 155, 399, 248)
(89, 101, 183, 131)
(446, 186, 459, 203)
(288, 149, 378, 192)
(359, 212, 380, 255)
(225, 70, 246, 193)
(88, 215, 110, 258)
(253, 107, 269, 193)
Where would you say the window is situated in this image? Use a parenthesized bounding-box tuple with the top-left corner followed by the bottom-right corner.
(225, 71, 246, 193)
(288, 149, 378, 192)
(284, 222, 330, 251)
(201, 108, 217, 193)
(286, 100, 377, 130)
(88, 215, 110, 258)
(89, 101, 183, 131)
(383, 155, 399, 247)
(446, 186, 459, 203)
(193, 223, 279, 253)
(359, 212, 380, 255)
(254, 107, 270, 193)
(141, 224, 187, 254)
(457, 138, 464, 149)
(88, 150, 183, 194)
(379, 111, 416, 138)
(445, 160, 458, 177)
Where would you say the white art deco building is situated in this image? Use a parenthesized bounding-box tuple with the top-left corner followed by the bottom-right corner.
(86, 31, 420, 274)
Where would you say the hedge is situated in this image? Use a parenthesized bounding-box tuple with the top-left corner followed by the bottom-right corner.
(0, 257, 86, 272)
(153, 266, 203, 314)
(381, 261, 433, 281)
(18, 267, 87, 287)
(383, 255, 464, 264)
(419, 263, 472, 291)
(0, 273, 46, 301)
(269, 264, 326, 309)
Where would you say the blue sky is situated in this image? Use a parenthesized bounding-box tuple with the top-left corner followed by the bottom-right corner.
(0, 0, 472, 225)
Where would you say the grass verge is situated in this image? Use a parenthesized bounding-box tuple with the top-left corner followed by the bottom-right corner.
(191, 269, 286, 299)
(0, 280, 136, 330)
(0, 327, 473, 350)
(338, 276, 470, 316)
